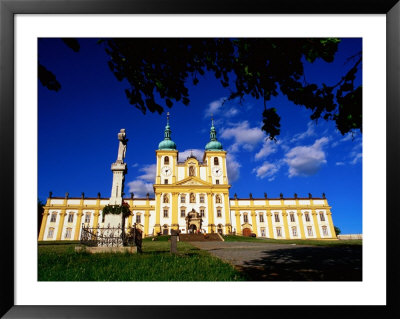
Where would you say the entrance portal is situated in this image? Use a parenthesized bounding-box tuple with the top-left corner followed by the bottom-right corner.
(185, 208, 203, 234)
(189, 224, 197, 233)
(242, 228, 251, 237)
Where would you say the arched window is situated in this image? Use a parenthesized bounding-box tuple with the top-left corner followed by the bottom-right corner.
(215, 194, 222, 204)
(163, 194, 169, 203)
(85, 213, 91, 224)
(214, 157, 219, 166)
(319, 212, 325, 221)
(292, 226, 298, 237)
(50, 212, 57, 223)
(47, 227, 54, 239)
(164, 156, 169, 165)
(67, 213, 74, 223)
(65, 228, 72, 239)
(290, 213, 295, 222)
(243, 213, 249, 223)
(181, 194, 186, 203)
(322, 226, 328, 236)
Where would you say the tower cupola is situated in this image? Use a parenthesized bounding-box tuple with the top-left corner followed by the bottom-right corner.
(158, 112, 177, 150)
(205, 115, 223, 151)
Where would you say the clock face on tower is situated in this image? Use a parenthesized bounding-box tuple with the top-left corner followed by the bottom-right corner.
(212, 167, 222, 177)
(161, 166, 171, 176)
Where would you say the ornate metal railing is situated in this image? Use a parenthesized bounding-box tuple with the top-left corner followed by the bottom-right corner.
(80, 223, 142, 251)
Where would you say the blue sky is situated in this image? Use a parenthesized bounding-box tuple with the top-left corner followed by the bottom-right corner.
(38, 38, 362, 234)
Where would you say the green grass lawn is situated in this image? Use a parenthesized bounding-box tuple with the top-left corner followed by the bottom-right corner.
(223, 235, 362, 246)
(38, 241, 245, 281)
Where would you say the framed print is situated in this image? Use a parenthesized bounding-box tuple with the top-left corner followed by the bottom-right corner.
(1, 0, 399, 318)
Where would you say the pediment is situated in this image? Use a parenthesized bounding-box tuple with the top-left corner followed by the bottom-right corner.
(176, 176, 211, 186)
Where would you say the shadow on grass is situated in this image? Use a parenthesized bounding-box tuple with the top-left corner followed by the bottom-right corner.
(238, 245, 362, 281)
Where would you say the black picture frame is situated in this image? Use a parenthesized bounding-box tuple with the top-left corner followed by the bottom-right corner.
(1, 0, 399, 318)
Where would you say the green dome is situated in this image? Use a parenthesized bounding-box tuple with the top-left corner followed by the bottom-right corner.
(158, 139, 176, 150)
(205, 140, 223, 151)
(158, 113, 177, 150)
(205, 117, 223, 151)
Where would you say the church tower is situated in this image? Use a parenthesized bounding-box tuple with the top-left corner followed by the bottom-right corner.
(203, 117, 231, 234)
(154, 113, 178, 234)
(203, 116, 228, 185)
(109, 128, 128, 205)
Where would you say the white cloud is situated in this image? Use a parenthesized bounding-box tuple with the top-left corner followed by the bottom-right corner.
(137, 164, 157, 182)
(131, 163, 139, 168)
(284, 137, 329, 177)
(336, 162, 345, 166)
(127, 180, 154, 197)
(178, 149, 204, 162)
(252, 161, 280, 179)
(349, 142, 362, 165)
(331, 132, 355, 147)
(350, 153, 362, 165)
(126, 163, 156, 197)
(220, 121, 264, 152)
(290, 121, 316, 143)
(255, 139, 278, 160)
(226, 153, 241, 183)
(204, 97, 226, 118)
(204, 97, 240, 120)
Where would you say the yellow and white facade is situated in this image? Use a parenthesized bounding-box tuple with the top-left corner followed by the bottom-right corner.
(38, 116, 337, 241)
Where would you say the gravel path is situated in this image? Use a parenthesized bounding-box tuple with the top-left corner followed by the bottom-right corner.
(190, 241, 362, 281)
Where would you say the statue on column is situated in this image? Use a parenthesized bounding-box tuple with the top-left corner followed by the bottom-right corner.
(117, 129, 128, 162)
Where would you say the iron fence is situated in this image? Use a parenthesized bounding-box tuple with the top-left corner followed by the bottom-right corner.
(80, 223, 142, 251)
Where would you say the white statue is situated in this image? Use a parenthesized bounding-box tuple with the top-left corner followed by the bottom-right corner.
(117, 129, 128, 162)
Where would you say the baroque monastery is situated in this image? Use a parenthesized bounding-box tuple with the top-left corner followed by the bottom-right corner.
(38, 115, 337, 241)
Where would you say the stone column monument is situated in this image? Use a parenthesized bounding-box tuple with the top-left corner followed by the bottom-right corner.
(106, 129, 128, 227)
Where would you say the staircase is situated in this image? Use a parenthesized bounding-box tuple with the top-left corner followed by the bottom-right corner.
(179, 233, 224, 242)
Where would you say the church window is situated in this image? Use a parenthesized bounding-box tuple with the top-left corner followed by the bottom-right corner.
(200, 209, 205, 217)
(214, 157, 219, 166)
(180, 209, 185, 218)
(85, 213, 91, 224)
(276, 227, 282, 237)
(305, 212, 310, 222)
(67, 213, 74, 223)
(274, 213, 280, 223)
(217, 209, 222, 217)
(190, 193, 196, 203)
(215, 179, 220, 184)
(163, 194, 169, 203)
(189, 166, 195, 176)
(181, 195, 186, 203)
(136, 215, 141, 223)
(163, 209, 169, 218)
(322, 226, 328, 236)
(307, 226, 313, 236)
(260, 228, 266, 237)
(259, 213, 264, 223)
(50, 212, 57, 223)
(164, 156, 169, 165)
(243, 214, 248, 223)
(164, 179, 168, 184)
(290, 213, 295, 222)
(319, 212, 325, 221)
(199, 195, 205, 203)
(65, 228, 72, 239)
(292, 226, 298, 237)
(215, 195, 222, 204)
(47, 227, 54, 239)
